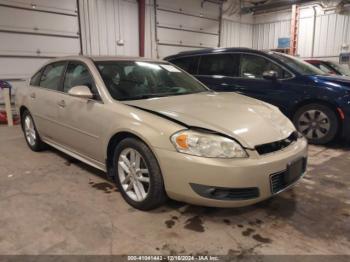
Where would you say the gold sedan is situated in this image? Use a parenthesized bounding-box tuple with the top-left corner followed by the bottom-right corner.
(16, 56, 308, 210)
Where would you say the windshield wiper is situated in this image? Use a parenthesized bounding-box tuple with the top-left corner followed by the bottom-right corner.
(118, 89, 215, 101)
(119, 93, 174, 101)
(119, 91, 208, 101)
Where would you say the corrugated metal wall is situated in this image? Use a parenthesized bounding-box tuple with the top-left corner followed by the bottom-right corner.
(78, 0, 221, 59)
(76, 1, 350, 61)
(299, 9, 350, 59)
(1, 0, 349, 86)
(252, 10, 291, 50)
(79, 0, 139, 56)
(297, 8, 314, 58)
(247, 6, 350, 59)
(144, 0, 157, 58)
(220, 19, 253, 48)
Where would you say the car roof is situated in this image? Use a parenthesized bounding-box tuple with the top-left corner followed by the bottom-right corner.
(164, 47, 270, 60)
(164, 48, 308, 76)
(47, 55, 165, 63)
(31, 55, 169, 77)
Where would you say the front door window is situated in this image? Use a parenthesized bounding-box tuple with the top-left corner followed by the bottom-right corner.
(240, 54, 290, 79)
(63, 62, 98, 98)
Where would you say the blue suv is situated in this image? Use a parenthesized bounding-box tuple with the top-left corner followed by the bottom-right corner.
(165, 48, 350, 144)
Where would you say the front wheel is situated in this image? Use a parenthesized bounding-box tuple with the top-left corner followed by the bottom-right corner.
(293, 104, 339, 144)
(112, 137, 167, 210)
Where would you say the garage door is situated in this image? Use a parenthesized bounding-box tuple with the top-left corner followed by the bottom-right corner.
(155, 0, 221, 58)
(0, 0, 81, 82)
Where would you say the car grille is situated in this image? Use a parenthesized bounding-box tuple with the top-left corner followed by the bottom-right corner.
(255, 132, 298, 155)
(270, 158, 307, 194)
(270, 171, 289, 194)
(190, 183, 259, 200)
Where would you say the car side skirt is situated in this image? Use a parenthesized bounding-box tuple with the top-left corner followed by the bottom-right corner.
(42, 137, 107, 172)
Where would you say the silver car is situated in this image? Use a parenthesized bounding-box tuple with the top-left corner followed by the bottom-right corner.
(16, 56, 308, 210)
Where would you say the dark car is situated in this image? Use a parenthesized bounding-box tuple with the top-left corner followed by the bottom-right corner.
(165, 48, 350, 144)
(305, 59, 350, 77)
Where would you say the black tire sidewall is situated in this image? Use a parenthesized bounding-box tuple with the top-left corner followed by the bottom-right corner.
(112, 137, 167, 210)
(293, 104, 339, 144)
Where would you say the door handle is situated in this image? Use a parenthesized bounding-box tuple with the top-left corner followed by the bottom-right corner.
(30, 92, 36, 99)
(57, 100, 66, 108)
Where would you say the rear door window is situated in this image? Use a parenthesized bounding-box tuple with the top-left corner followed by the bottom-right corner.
(30, 68, 43, 86)
(198, 54, 239, 77)
(170, 56, 199, 74)
(30, 68, 44, 86)
(39, 62, 66, 91)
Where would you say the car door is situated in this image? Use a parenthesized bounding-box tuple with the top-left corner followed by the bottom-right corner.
(30, 61, 67, 141)
(226, 53, 294, 110)
(56, 61, 106, 163)
(194, 53, 240, 91)
(26, 67, 44, 124)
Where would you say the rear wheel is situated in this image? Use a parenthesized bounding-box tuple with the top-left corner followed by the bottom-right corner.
(293, 104, 339, 144)
(21, 110, 46, 151)
(112, 137, 167, 210)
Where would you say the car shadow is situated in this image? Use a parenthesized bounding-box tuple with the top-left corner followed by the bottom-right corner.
(49, 146, 113, 182)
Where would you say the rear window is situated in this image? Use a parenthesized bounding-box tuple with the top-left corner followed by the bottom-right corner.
(30, 68, 43, 86)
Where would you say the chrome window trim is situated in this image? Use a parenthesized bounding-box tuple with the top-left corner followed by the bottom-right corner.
(29, 59, 104, 104)
(169, 51, 296, 80)
(30, 85, 104, 105)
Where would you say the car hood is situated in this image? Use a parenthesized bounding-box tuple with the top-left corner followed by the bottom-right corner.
(123, 92, 295, 148)
(312, 75, 350, 90)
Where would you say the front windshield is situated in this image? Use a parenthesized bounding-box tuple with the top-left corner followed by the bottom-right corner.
(327, 61, 350, 76)
(95, 61, 209, 101)
(270, 52, 325, 76)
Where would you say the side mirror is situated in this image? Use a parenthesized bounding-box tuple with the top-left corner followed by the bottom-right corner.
(68, 85, 93, 99)
(262, 70, 278, 80)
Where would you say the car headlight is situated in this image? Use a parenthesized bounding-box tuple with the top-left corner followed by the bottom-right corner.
(170, 130, 247, 158)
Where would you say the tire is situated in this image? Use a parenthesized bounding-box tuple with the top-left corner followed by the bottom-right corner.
(293, 103, 339, 145)
(21, 110, 46, 151)
(112, 137, 167, 210)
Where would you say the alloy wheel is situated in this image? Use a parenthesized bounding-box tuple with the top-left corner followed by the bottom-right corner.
(117, 148, 150, 202)
(24, 115, 37, 146)
(298, 109, 330, 140)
